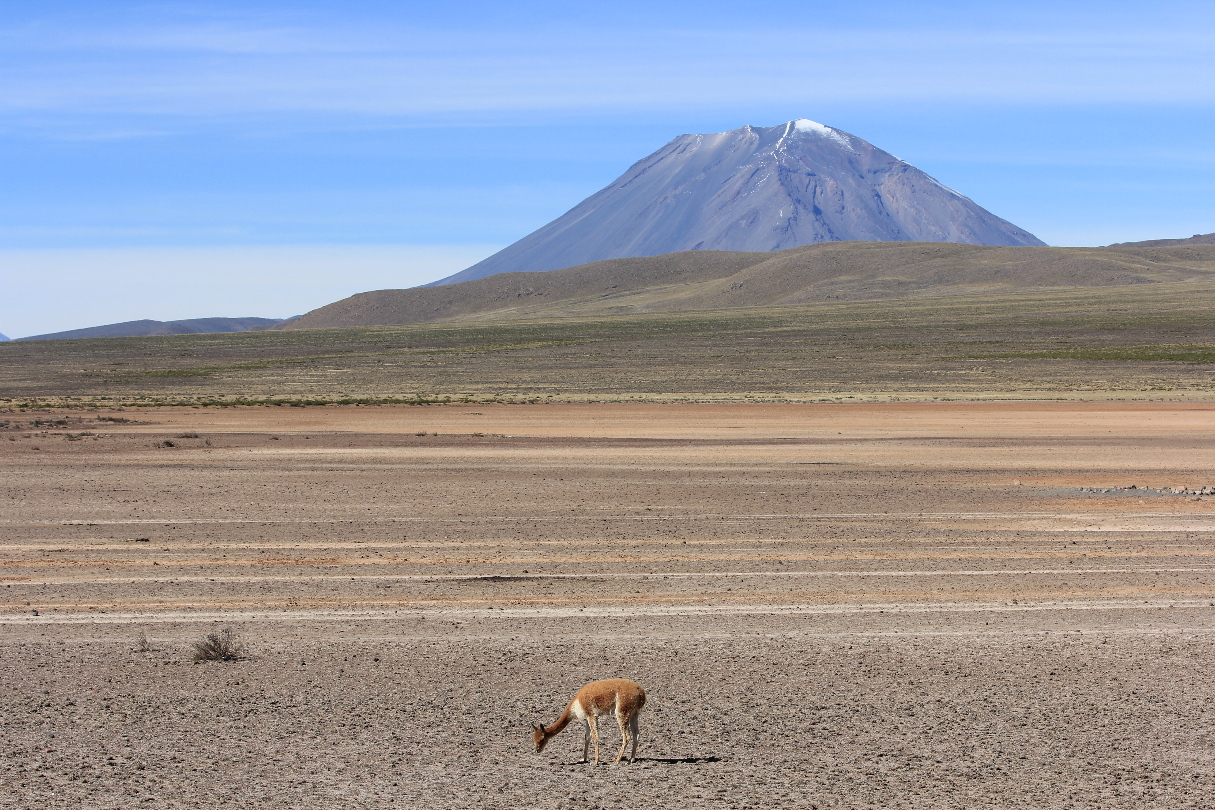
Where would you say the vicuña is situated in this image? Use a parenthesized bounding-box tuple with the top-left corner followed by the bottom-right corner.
(531, 678, 647, 764)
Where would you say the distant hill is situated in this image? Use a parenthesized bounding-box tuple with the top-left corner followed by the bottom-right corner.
(18, 317, 284, 342)
(282, 241, 1215, 330)
(434, 119, 1044, 286)
(1109, 232, 1215, 248)
(0, 332, 8, 342)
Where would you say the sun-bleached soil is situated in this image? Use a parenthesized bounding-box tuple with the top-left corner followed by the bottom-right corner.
(3, 402, 1215, 809)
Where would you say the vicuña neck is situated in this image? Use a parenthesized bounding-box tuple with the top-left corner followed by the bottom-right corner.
(545, 701, 576, 736)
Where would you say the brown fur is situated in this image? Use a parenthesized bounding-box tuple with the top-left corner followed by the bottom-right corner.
(531, 678, 647, 764)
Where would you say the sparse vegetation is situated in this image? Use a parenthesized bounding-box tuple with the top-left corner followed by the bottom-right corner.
(2, 281, 1214, 404)
(191, 628, 245, 662)
(963, 345, 1215, 363)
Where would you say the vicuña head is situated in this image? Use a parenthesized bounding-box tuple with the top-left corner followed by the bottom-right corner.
(530, 722, 552, 752)
(531, 678, 646, 764)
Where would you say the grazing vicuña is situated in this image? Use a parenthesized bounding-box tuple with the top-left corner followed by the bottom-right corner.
(531, 678, 647, 765)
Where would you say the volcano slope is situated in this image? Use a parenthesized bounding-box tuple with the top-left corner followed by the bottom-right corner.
(2, 402, 1214, 809)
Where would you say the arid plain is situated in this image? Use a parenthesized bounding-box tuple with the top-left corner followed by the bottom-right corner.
(3, 401, 1215, 809)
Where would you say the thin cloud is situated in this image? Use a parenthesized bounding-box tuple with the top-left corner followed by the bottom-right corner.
(3, 18, 1214, 126)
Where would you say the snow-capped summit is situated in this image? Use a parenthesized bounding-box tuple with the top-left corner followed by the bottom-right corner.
(790, 118, 851, 146)
(434, 119, 1044, 286)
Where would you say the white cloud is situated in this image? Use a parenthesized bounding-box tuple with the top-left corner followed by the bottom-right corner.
(0, 244, 501, 338)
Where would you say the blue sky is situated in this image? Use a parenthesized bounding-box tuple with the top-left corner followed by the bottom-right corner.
(2, 1, 1214, 337)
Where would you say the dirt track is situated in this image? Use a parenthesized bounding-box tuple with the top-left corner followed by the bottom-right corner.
(3, 403, 1215, 808)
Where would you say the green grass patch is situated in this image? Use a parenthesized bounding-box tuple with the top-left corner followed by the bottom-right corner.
(96, 340, 587, 381)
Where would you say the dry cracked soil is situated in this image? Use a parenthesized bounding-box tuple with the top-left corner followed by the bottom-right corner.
(3, 402, 1215, 809)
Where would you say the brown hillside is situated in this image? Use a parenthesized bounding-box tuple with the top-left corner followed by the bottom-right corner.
(282, 241, 1215, 329)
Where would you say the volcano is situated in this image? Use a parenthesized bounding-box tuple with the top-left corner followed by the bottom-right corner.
(434, 119, 1044, 285)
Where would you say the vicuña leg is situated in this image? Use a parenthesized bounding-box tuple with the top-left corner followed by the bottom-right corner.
(588, 716, 601, 764)
(614, 712, 630, 764)
(629, 713, 641, 762)
(581, 720, 591, 763)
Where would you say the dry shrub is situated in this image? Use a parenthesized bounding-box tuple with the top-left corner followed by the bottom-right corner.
(191, 628, 245, 662)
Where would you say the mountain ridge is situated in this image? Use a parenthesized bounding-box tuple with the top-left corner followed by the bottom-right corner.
(18, 317, 284, 342)
(1110, 232, 1215, 248)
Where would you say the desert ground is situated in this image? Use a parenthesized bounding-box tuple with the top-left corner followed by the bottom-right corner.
(2, 401, 1214, 808)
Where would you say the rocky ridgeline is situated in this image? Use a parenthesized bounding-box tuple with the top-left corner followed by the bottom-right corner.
(1079, 485, 1215, 497)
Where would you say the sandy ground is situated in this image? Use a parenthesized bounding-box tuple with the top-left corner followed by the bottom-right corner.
(2, 402, 1215, 808)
